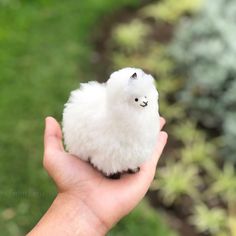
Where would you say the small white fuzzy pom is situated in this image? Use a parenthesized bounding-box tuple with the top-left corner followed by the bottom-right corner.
(62, 67, 160, 177)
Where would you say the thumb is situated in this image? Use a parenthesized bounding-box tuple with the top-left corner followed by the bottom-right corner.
(44, 116, 64, 153)
(43, 117, 66, 179)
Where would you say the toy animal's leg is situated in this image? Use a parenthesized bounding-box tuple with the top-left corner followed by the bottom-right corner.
(127, 167, 140, 174)
(106, 172, 121, 179)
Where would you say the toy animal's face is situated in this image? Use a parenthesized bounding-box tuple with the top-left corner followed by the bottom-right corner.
(134, 96, 148, 108)
(126, 71, 158, 110)
(107, 67, 158, 112)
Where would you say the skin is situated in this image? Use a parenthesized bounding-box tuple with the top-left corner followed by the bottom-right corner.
(27, 116, 168, 236)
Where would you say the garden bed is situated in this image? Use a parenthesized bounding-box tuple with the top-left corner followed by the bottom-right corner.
(91, 1, 236, 235)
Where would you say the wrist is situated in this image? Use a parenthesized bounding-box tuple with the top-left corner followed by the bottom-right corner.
(27, 192, 108, 236)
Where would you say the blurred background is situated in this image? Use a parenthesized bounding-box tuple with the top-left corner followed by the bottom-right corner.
(0, 0, 236, 235)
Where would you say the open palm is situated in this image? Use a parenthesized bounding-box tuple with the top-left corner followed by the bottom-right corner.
(43, 116, 167, 231)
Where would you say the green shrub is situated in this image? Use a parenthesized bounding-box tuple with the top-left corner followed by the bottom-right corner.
(153, 161, 200, 205)
(170, 0, 236, 161)
(112, 19, 151, 53)
(190, 204, 227, 235)
(155, 122, 236, 236)
(109, 0, 236, 235)
(141, 0, 202, 23)
(210, 163, 236, 202)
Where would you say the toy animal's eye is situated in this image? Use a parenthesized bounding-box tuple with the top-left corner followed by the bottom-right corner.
(135, 98, 139, 102)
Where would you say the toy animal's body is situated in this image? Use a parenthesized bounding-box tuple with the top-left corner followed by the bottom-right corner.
(62, 68, 160, 177)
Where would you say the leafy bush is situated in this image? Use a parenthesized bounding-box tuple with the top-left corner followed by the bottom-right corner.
(108, 0, 236, 235)
(170, 0, 236, 161)
(112, 19, 151, 53)
(190, 204, 227, 235)
(155, 121, 236, 236)
(153, 161, 200, 205)
(141, 0, 202, 23)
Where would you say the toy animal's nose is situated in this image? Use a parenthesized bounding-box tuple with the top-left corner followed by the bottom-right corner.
(140, 100, 148, 107)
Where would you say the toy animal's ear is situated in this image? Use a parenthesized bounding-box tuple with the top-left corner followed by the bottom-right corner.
(130, 72, 137, 80)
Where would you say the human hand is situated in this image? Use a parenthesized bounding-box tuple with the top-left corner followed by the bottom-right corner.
(28, 116, 167, 236)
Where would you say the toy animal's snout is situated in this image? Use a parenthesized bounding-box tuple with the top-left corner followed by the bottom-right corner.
(140, 97, 148, 107)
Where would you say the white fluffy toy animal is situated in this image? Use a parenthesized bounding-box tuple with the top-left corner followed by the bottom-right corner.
(62, 67, 160, 179)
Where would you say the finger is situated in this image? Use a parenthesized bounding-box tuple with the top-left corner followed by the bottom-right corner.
(44, 116, 64, 152)
(160, 117, 166, 130)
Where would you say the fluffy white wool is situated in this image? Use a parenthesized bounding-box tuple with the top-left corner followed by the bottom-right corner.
(62, 67, 160, 175)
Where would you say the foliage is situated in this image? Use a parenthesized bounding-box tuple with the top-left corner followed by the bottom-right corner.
(228, 213, 236, 236)
(108, 200, 178, 236)
(170, 0, 236, 161)
(109, 0, 236, 235)
(153, 162, 200, 205)
(141, 0, 202, 23)
(112, 19, 150, 53)
(173, 122, 217, 170)
(210, 163, 236, 202)
(190, 204, 227, 235)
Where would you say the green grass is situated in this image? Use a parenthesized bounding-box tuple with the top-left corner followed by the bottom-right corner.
(0, 0, 176, 235)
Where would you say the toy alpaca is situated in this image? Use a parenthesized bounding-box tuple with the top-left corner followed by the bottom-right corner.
(62, 67, 160, 179)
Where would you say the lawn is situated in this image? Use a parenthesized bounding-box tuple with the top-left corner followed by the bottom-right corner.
(0, 0, 176, 235)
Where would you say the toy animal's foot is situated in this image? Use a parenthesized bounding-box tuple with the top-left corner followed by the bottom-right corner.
(88, 157, 95, 168)
(88, 157, 91, 164)
(127, 167, 140, 174)
(107, 172, 121, 179)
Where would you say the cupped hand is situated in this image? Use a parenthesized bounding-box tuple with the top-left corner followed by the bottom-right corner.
(43, 116, 168, 233)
